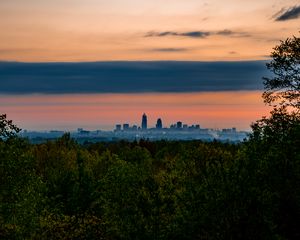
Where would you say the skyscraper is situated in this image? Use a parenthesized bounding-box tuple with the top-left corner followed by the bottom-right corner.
(156, 118, 162, 129)
(142, 113, 147, 130)
(115, 124, 121, 131)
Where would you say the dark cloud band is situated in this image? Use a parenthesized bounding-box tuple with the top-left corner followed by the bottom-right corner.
(145, 31, 210, 38)
(0, 61, 269, 94)
(275, 5, 300, 21)
(145, 29, 250, 39)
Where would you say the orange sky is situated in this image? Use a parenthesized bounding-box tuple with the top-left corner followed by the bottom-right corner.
(0, 0, 299, 62)
(0, 92, 271, 131)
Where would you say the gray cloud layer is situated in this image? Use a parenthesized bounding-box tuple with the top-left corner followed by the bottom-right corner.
(275, 5, 300, 21)
(150, 48, 189, 52)
(145, 31, 211, 38)
(0, 61, 269, 94)
(145, 29, 250, 39)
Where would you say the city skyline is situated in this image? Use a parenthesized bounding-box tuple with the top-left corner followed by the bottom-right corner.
(1, 91, 271, 131)
(114, 113, 204, 131)
(21, 112, 245, 143)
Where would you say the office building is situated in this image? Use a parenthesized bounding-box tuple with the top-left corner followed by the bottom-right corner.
(123, 124, 129, 131)
(156, 118, 162, 129)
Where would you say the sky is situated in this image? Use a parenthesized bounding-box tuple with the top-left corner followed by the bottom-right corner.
(0, 0, 299, 131)
(0, 0, 299, 61)
(0, 92, 271, 131)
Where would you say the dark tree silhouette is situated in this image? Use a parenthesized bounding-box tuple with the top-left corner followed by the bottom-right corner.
(0, 114, 21, 138)
(263, 34, 300, 109)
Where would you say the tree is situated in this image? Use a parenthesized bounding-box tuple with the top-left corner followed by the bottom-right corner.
(262, 34, 300, 109)
(248, 33, 300, 239)
(0, 114, 21, 139)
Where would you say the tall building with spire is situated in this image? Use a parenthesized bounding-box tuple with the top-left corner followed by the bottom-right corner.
(142, 113, 147, 130)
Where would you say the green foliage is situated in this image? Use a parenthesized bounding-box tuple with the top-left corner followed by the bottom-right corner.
(1, 127, 300, 239)
(33, 212, 104, 240)
(0, 138, 46, 239)
(0, 114, 21, 139)
(263, 34, 300, 109)
(248, 108, 300, 239)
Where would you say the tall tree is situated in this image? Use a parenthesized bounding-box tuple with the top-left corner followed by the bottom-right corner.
(262, 34, 300, 109)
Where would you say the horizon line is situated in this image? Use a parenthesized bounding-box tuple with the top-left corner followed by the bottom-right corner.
(0, 59, 270, 64)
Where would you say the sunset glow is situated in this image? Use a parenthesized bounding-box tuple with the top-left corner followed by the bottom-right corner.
(0, 91, 271, 131)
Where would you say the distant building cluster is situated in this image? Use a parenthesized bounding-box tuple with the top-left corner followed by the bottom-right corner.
(222, 128, 237, 133)
(114, 113, 202, 132)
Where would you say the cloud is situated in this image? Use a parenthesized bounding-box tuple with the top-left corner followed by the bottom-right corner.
(215, 30, 251, 38)
(0, 61, 269, 94)
(181, 31, 211, 38)
(145, 29, 250, 39)
(145, 31, 210, 38)
(150, 48, 189, 52)
(216, 29, 234, 36)
(275, 5, 300, 21)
